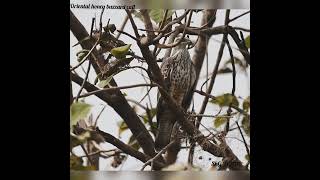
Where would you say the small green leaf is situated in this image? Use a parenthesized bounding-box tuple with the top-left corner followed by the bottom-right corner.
(210, 93, 239, 107)
(151, 122, 157, 129)
(242, 96, 250, 112)
(141, 108, 157, 124)
(111, 44, 131, 59)
(245, 35, 250, 48)
(245, 154, 250, 161)
(132, 10, 143, 21)
(70, 102, 92, 126)
(128, 135, 140, 151)
(117, 121, 128, 136)
(242, 115, 250, 136)
(149, 10, 174, 24)
(98, 74, 113, 88)
(76, 49, 90, 62)
(214, 117, 228, 128)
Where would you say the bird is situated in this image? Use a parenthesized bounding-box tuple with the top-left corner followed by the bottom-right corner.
(154, 36, 196, 152)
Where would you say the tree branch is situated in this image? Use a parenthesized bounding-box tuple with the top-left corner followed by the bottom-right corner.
(95, 127, 165, 168)
(71, 73, 163, 164)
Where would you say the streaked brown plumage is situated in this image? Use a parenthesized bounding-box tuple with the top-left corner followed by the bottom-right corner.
(155, 37, 196, 152)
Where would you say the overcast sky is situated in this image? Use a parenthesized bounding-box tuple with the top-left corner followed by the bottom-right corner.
(70, 6, 250, 170)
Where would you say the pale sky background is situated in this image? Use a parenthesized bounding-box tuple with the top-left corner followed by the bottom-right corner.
(70, 2, 250, 170)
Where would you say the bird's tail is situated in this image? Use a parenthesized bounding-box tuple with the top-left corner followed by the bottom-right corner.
(154, 99, 176, 152)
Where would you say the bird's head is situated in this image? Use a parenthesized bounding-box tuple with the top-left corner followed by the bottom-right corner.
(174, 35, 193, 48)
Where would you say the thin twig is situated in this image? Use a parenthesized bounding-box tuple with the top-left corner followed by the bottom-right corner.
(235, 121, 250, 156)
(126, 99, 148, 110)
(75, 83, 157, 99)
(140, 140, 176, 171)
(93, 105, 106, 128)
(156, 10, 193, 49)
(224, 37, 236, 133)
(234, 27, 250, 32)
(75, 61, 91, 102)
(70, 39, 100, 71)
(75, 17, 96, 102)
(116, 14, 129, 39)
(228, 10, 250, 23)
(125, 10, 140, 39)
(116, 30, 139, 41)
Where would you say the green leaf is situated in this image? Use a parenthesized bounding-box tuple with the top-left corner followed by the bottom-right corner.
(117, 121, 128, 136)
(76, 49, 90, 62)
(214, 117, 228, 128)
(151, 122, 157, 129)
(141, 108, 157, 124)
(210, 93, 239, 107)
(245, 154, 250, 161)
(70, 102, 92, 126)
(111, 44, 131, 59)
(242, 115, 250, 136)
(128, 135, 140, 151)
(242, 96, 250, 112)
(244, 35, 250, 48)
(132, 10, 143, 21)
(149, 10, 174, 24)
(97, 74, 113, 88)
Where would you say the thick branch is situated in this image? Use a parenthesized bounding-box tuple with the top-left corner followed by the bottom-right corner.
(156, 84, 246, 170)
(70, 11, 162, 161)
(96, 128, 165, 169)
(71, 73, 162, 161)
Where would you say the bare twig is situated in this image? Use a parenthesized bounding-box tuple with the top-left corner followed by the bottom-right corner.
(140, 140, 177, 171)
(234, 27, 250, 32)
(224, 37, 236, 133)
(235, 121, 250, 157)
(93, 105, 106, 128)
(126, 99, 148, 110)
(125, 10, 140, 39)
(116, 30, 139, 41)
(151, 10, 191, 44)
(74, 18, 96, 102)
(156, 10, 193, 49)
(75, 83, 157, 99)
(228, 10, 250, 23)
(70, 39, 100, 71)
(96, 127, 166, 168)
(116, 14, 129, 39)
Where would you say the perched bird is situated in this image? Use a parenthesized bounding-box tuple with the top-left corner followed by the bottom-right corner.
(155, 36, 196, 152)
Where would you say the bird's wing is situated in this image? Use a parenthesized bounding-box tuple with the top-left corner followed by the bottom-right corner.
(155, 56, 177, 151)
(182, 61, 197, 109)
